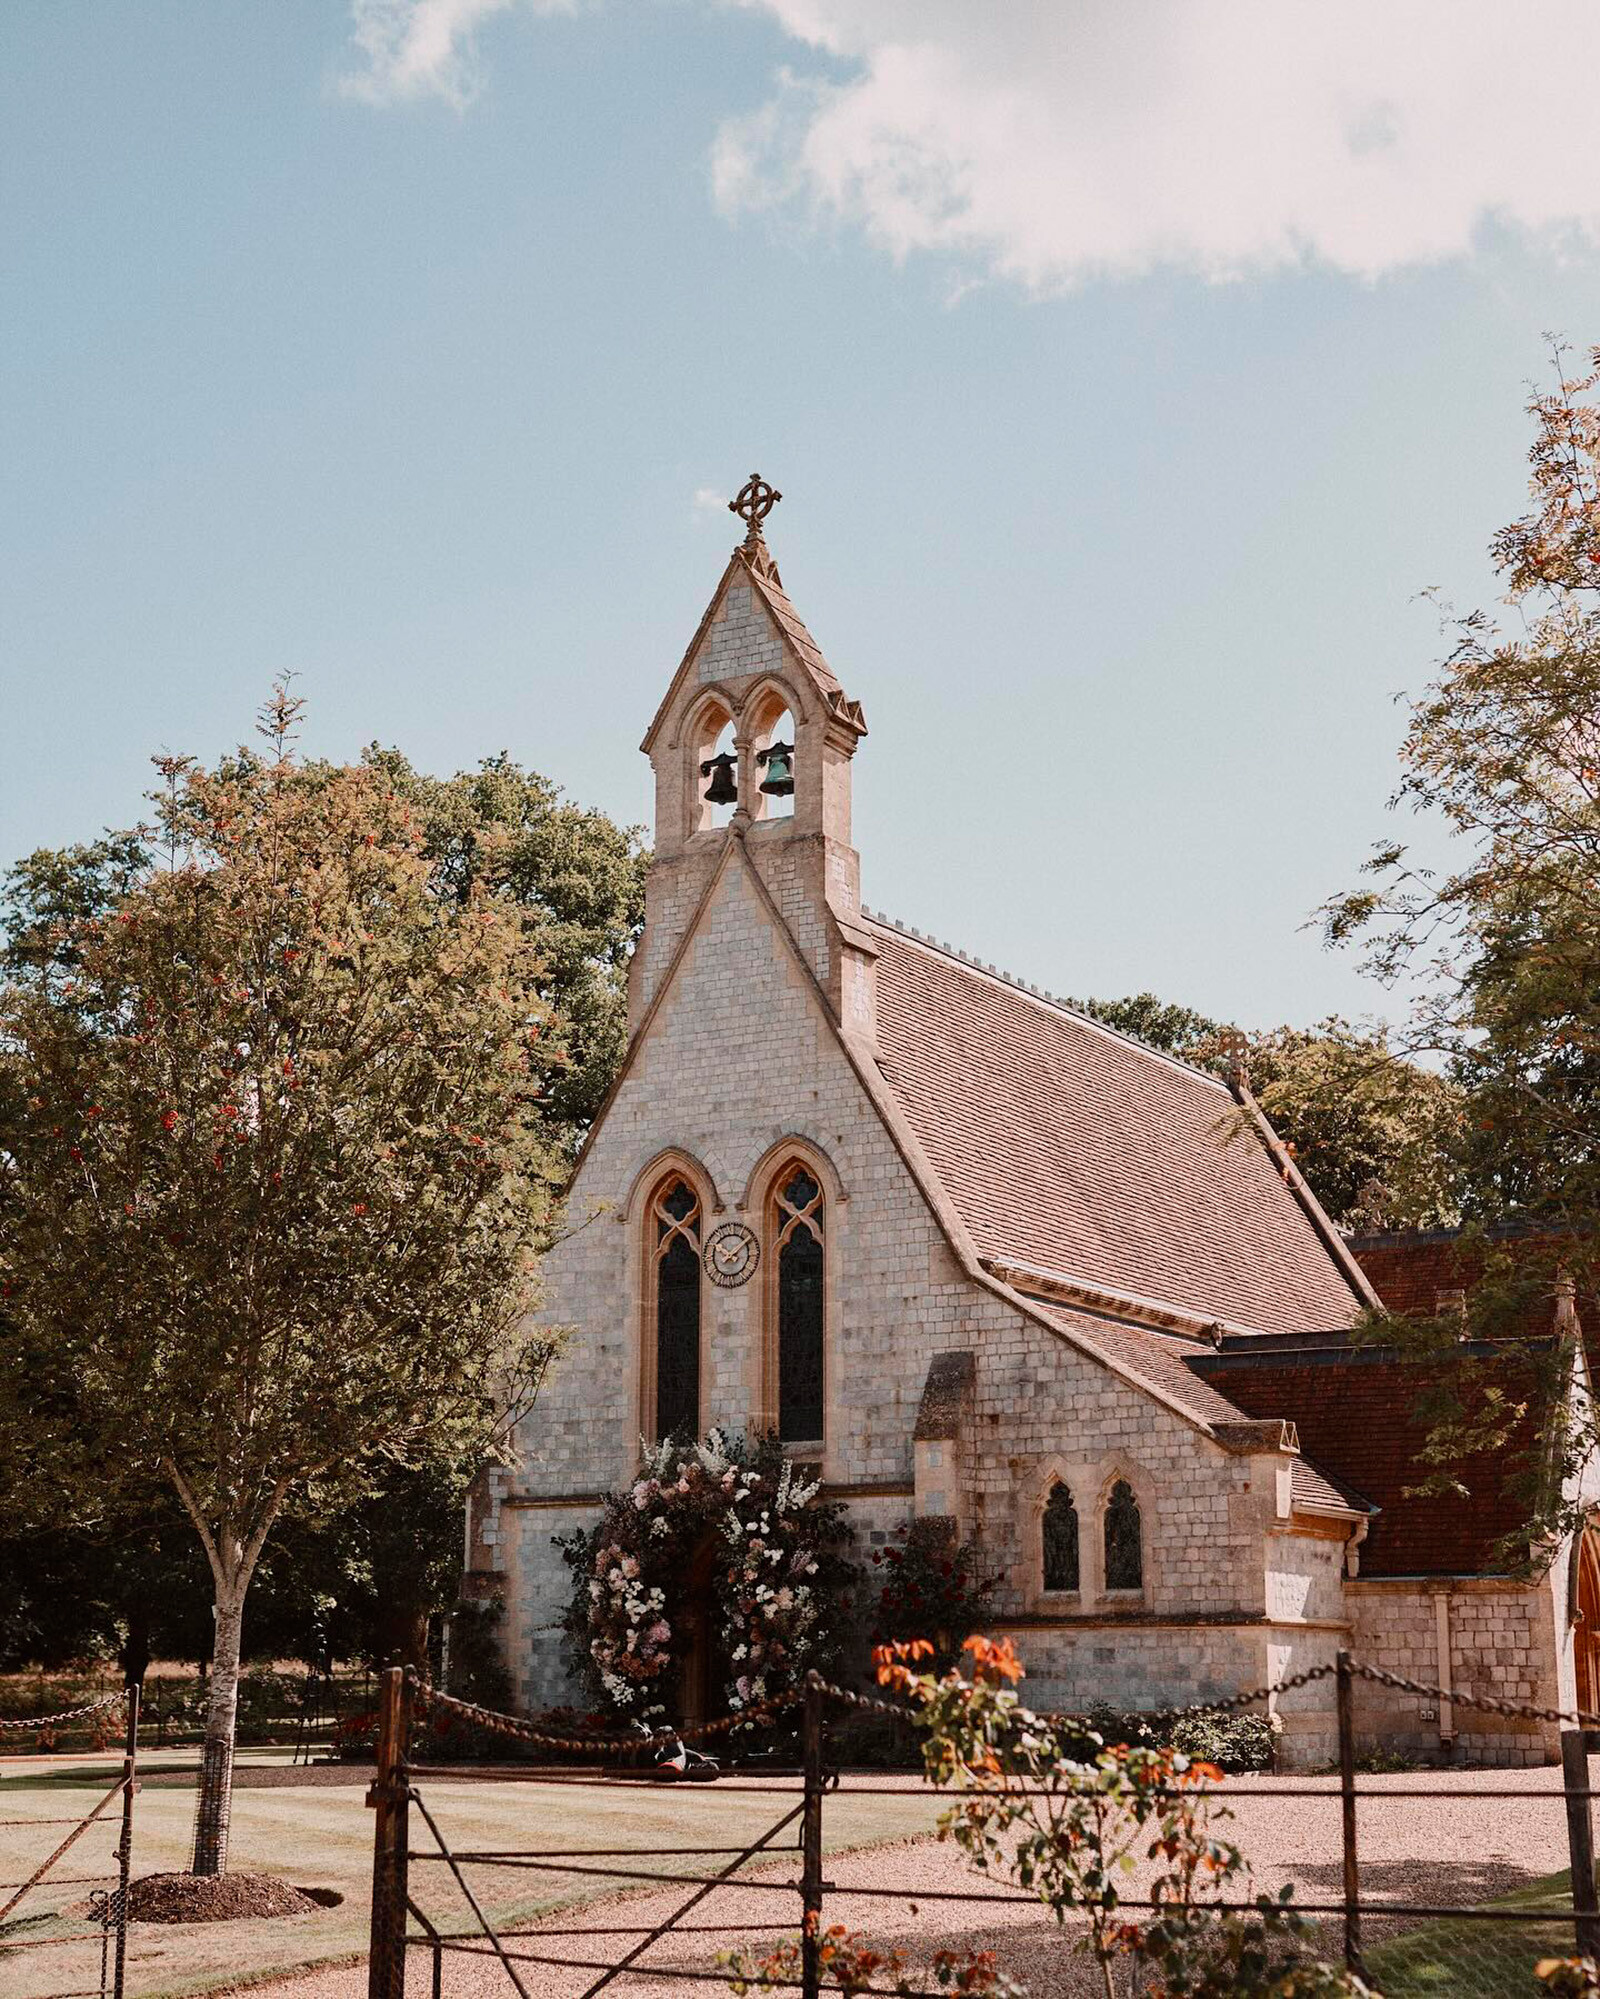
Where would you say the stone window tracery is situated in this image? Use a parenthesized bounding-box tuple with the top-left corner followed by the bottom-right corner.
(1042, 1481, 1080, 1592)
(772, 1166, 825, 1442)
(1103, 1478, 1143, 1591)
(651, 1176, 701, 1441)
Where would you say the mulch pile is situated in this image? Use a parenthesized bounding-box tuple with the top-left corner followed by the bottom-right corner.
(124, 1872, 325, 1924)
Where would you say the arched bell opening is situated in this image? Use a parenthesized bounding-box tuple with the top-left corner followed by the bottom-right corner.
(690, 703, 737, 833)
(749, 694, 796, 823)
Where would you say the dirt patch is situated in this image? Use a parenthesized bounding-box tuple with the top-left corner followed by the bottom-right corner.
(123, 1872, 326, 1924)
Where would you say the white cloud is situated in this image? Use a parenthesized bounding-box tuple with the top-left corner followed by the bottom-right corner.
(346, 0, 1600, 287)
(341, 0, 566, 108)
(717, 0, 1600, 287)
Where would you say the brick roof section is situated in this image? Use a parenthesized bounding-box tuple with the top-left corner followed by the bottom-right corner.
(869, 924, 1366, 1336)
(1189, 1341, 1538, 1576)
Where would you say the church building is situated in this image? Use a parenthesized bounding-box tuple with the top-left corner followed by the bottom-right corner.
(467, 478, 1595, 1768)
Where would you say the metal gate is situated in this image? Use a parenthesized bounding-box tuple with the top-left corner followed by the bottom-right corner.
(0, 1686, 138, 1999)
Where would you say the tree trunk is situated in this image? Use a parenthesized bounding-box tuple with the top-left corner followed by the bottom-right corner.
(191, 1580, 246, 1876)
(119, 1601, 151, 1692)
(374, 1602, 431, 1673)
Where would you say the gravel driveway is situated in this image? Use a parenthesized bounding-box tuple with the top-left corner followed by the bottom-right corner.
(235, 1762, 1588, 1998)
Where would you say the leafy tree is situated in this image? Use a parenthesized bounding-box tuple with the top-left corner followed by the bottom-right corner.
(1325, 339, 1600, 1543)
(1073, 991, 1222, 1060)
(1234, 1020, 1460, 1233)
(4, 748, 647, 1152)
(360, 748, 646, 1140)
(0, 689, 563, 1873)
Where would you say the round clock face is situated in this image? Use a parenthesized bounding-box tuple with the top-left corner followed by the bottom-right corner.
(704, 1221, 760, 1288)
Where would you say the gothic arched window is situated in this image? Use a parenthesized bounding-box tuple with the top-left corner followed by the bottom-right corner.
(773, 1166, 825, 1442)
(652, 1177, 701, 1441)
(1104, 1479, 1143, 1591)
(1042, 1482, 1080, 1592)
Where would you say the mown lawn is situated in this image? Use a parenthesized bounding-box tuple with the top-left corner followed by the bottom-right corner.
(0, 1748, 940, 1999)
(1365, 1867, 1587, 1997)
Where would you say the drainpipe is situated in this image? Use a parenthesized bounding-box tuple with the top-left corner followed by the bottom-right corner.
(1434, 1588, 1456, 1749)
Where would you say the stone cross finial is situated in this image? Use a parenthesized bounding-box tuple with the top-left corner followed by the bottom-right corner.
(730, 472, 782, 549)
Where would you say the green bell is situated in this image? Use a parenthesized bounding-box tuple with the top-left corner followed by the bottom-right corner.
(757, 742, 794, 797)
(700, 752, 737, 805)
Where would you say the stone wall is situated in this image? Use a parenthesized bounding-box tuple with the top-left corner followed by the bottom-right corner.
(495, 844, 1279, 1719)
(1349, 1577, 1561, 1764)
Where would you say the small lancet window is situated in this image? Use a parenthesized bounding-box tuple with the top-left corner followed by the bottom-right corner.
(774, 1166, 824, 1441)
(1042, 1482, 1080, 1592)
(1104, 1479, 1143, 1591)
(754, 706, 795, 821)
(653, 1177, 701, 1440)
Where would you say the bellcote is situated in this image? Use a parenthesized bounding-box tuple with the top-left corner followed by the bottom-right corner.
(629, 476, 877, 1040)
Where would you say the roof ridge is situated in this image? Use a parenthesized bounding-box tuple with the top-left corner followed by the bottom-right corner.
(860, 906, 1230, 1092)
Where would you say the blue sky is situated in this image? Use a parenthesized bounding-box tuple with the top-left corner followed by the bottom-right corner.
(7, 1, 1600, 1030)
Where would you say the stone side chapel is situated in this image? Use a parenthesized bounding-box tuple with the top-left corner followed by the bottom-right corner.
(468, 480, 1599, 1768)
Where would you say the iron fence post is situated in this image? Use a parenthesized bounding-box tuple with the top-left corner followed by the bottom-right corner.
(1563, 1728, 1600, 1959)
(112, 1683, 138, 1999)
(801, 1672, 825, 1999)
(1336, 1649, 1365, 1979)
(367, 1667, 413, 1999)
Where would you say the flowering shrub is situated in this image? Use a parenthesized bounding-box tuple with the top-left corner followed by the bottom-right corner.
(722, 1925, 1024, 1997)
(871, 1521, 1001, 1668)
(1052, 1702, 1276, 1776)
(1542, 1964, 1600, 1995)
(557, 1428, 858, 1724)
(871, 1637, 1376, 1999)
(331, 1708, 378, 1762)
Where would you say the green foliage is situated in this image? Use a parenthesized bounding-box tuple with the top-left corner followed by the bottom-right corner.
(870, 1522, 1001, 1670)
(0, 686, 572, 1867)
(1052, 1703, 1275, 1776)
(1323, 339, 1600, 1549)
(1073, 992, 1223, 1061)
(359, 746, 647, 1140)
(873, 1637, 1373, 1999)
(1241, 1021, 1461, 1233)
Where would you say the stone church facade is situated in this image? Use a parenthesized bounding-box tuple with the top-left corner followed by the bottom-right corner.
(468, 483, 1596, 1768)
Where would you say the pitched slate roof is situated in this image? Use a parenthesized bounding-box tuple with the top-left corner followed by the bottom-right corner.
(867, 921, 1367, 1337)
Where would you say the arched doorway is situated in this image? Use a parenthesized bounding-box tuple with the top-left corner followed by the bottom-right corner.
(1575, 1525, 1600, 1717)
(676, 1535, 726, 1732)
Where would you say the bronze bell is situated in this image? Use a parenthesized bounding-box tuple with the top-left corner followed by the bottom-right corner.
(700, 752, 737, 806)
(757, 742, 794, 797)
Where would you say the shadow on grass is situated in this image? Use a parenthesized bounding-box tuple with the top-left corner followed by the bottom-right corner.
(1365, 1867, 1584, 1998)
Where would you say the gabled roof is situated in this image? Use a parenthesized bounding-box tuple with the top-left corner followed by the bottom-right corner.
(640, 542, 865, 754)
(867, 919, 1368, 1338)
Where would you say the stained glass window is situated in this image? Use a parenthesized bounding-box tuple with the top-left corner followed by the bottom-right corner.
(653, 1178, 700, 1441)
(1104, 1479, 1143, 1591)
(774, 1167, 824, 1442)
(1042, 1482, 1079, 1591)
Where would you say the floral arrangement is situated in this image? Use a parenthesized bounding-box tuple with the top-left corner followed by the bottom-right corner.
(557, 1428, 858, 1726)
